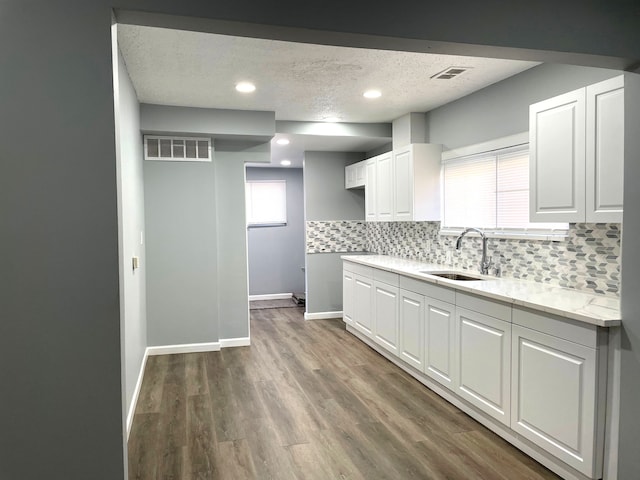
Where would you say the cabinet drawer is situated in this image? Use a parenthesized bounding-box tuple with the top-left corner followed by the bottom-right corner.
(456, 292, 511, 322)
(399, 276, 455, 304)
(343, 261, 373, 278)
(373, 268, 398, 286)
(512, 307, 600, 349)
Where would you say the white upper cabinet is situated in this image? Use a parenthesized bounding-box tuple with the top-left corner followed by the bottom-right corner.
(364, 144, 442, 222)
(345, 160, 367, 189)
(586, 75, 624, 222)
(529, 75, 624, 223)
(375, 152, 394, 221)
(530, 88, 586, 222)
(365, 157, 378, 221)
(393, 144, 442, 222)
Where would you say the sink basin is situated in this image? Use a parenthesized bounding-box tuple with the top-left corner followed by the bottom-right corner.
(419, 270, 486, 281)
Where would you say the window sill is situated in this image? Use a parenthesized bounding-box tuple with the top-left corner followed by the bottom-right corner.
(248, 222, 287, 229)
(439, 228, 568, 242)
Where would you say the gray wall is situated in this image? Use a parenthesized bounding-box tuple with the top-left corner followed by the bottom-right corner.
(426, 63, 620, 149)
(0, 4, 125, 479)
(215, 153, 250, 340)
(246, 167, 305, 297)
(2, 1, 640, 479)
(144, 158, 219, 346)
(304, 151, 365, 221)
(115, 46, 147, 421)
(619, 72, 640, 479)
(304, 151, 366, 314)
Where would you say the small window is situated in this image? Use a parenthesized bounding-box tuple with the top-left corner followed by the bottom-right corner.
(246, 180, 287, 227)
(442, 145, 568, 239)
(144, 135, 212, 162)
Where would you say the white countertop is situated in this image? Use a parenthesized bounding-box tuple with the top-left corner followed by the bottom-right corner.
(342, 255, 621, 327)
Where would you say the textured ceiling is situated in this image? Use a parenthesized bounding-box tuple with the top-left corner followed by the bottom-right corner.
(118, 25, 539, 124)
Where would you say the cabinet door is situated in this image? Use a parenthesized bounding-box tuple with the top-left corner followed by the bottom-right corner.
(365, 158, 377, 221)
(342, 268, 355, 326)
(455, 307, 511, 425)
(424, 297, 456, 390)
(530, 88, 586, 222)
(376, 152, 394, 221)
(399, 289, 424, 370)
(345, 164, 356, 189)
(393, 147, 413, 221)
(355, 162, 367, 187)
(586, 75, 624, 223)
(354, 274, 374, 337)
(374, 281, 399, 355)
(511, 325, 600, 478)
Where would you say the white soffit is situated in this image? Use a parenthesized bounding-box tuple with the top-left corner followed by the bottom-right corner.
(117, 25, 539, 123)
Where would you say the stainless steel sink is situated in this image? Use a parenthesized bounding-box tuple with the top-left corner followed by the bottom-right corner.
(419, 270, 487, 281)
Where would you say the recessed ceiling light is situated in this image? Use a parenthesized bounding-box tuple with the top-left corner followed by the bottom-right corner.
(280, 160, 291, 166)
(235, 82, 256, 93)
(323, 116, 341, 123)
(363, 89, 382, 99)
(276, 138, 290, 145)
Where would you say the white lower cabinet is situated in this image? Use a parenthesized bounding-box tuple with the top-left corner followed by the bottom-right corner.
(511, 324, 601, 478)
(342, 268, 355, 326)
(398, 289, 424, 370)
(423, 297, 456, 390)
(342, 260, 609, 479)
(353, 273, 374, 338)
(373, 280, 399, 355)
(455, 307, 511, 426)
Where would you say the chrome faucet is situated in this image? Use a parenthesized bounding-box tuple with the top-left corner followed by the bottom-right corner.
(455, 227, 491, 275)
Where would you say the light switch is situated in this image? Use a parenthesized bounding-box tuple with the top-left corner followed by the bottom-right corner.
(132, 256, 140, 270)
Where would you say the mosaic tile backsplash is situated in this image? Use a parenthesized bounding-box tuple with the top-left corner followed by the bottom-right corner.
(306, 220, 621, 296)
(366, 222, 621, 296)
(306, 221, 367, 253)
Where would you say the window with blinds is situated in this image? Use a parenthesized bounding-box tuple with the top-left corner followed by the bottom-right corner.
(442, 146, 567, 236)
(246, 180, 287, 226)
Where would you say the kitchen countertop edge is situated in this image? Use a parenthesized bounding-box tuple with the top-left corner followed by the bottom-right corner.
(342, 254, 621, 328)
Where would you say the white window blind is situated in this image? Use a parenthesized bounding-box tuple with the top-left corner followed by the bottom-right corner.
(443, 146, 567, 234)
(246, 180, 287, 226)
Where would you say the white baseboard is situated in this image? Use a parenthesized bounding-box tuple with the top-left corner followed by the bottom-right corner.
(304, 311, 343, 320)
(220, 337, 251, 348)
(249, 293, 292, 301)
(146, 341, 221, 356)
(126, 350, 149, 440)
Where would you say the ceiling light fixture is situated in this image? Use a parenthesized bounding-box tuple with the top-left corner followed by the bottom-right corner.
(280, 160, 291, 166)
(276, 138, 290, 145)
(235, 82, 256, 93)
(363, 89, 382, 99)
(323, 116, 341, 123)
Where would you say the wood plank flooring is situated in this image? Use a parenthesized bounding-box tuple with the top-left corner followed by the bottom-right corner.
(128, 307, 560, 480)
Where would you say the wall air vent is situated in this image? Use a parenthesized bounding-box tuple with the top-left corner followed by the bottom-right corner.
(431, 67, 471, 80)
(144, 135, 212, 162)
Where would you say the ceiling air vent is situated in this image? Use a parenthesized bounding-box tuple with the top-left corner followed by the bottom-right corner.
(431, 67, 471, 80)
(144, 135, 212, 162)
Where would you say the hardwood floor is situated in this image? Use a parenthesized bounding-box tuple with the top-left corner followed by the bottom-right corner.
(128, 307, 560, 479)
